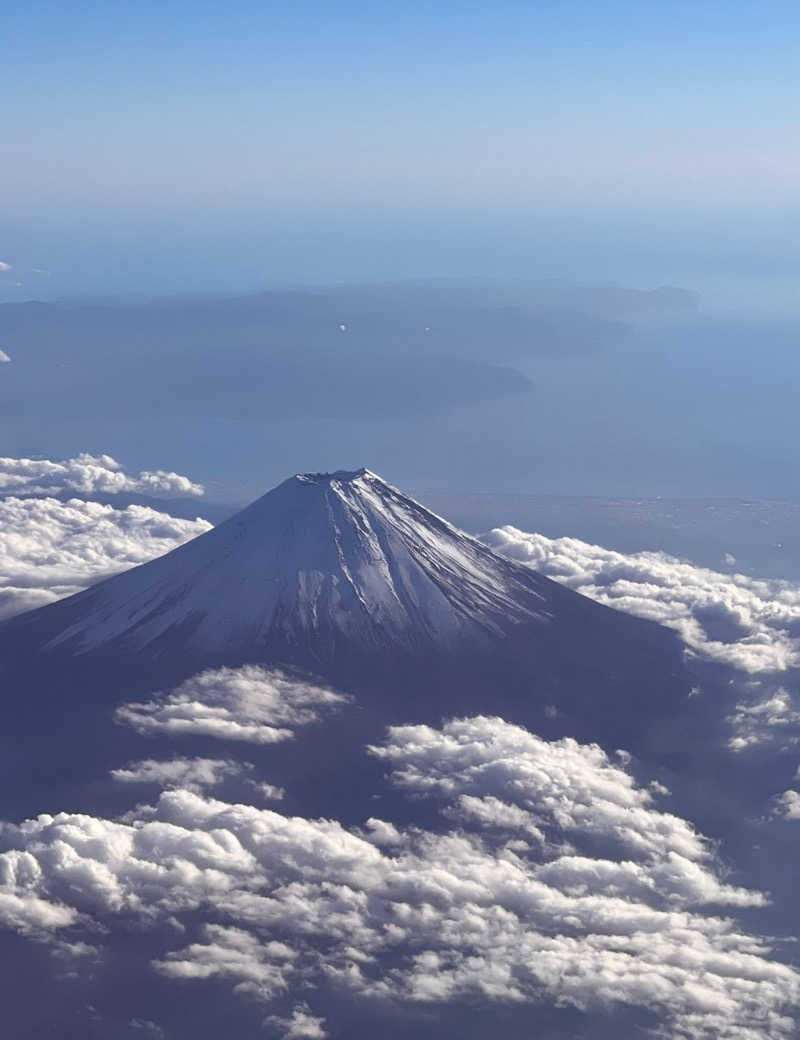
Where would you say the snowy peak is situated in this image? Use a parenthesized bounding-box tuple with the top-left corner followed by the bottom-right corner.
(10, 468, 567, 666)
(295, 468, 372, 484)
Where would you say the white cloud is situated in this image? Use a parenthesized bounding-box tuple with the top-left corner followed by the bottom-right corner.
(266, 1003, 328, 1039)
(770, 759, 800, 820)
(727, 688, 800, 751)
(115, 666, 348, 745)
(0, 349, 10, 363)
(0, 261, 11, 272)
(370, 716, 760, 904)
(129, 1021, 166, 1038)
(248, 781, 286, 802)
(483, 526, 800, 674)
(0, 717, 796, 1038)
(111, 757, 251, 792)
(773, 790, 800, 820)
(0, 495, 211, 621)
(156, 924, 297, 999)
(0, 453, 204, 498)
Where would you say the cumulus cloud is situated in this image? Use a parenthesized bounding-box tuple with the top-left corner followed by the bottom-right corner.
(111, 757, 251, 792)
(773, 790, 800, 820)
(248, 782, 286, 803)
(0, 349, 10, 363)
(483, 526, 800, 674)
(0, 495, 211, 621)
(129, 1021, 166, 1038)
(266, 1004, 328, 1039)
(156, 924, 298, 998)
(370, 716, 761, 905)
(0, 453, 204, 498)
(770, 759, 800, 820)
(0, 261, 10, 272)
(0, 717, 796, 1039)
(115, 666, 348, 745)
(727, 688, 800, 751)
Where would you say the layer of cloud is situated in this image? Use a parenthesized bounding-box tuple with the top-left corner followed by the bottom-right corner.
(0, 495, 211, 621)
(111, 757, 251, 792)
(369, 716, 762, 906)
(484, 526, 800, 674)
(0, 453, 204, 498)
(0, 716, 796, 1039)
(116, 666, 348, 745)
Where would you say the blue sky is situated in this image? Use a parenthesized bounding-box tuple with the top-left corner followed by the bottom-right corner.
(3, 1, 800, 296)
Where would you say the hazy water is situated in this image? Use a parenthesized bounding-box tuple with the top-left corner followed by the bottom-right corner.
(2, 298, 800, 506)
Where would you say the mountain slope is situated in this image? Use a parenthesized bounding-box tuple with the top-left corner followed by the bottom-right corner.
(0, 468, 626, 668)
(0, 468, 702, 821)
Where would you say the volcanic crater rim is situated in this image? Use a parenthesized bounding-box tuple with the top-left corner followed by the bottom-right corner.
(295, 468, 372, 485)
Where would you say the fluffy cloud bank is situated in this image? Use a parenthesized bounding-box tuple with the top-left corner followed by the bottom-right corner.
(0, 496, 211, 621)
(0, 453, 204, 498)
(0, 716, 795, 1039)
(116, 666, 348, 745)
(484, 526, 800, 674)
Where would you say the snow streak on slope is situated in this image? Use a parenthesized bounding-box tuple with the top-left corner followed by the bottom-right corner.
(38, 470, 557, 660)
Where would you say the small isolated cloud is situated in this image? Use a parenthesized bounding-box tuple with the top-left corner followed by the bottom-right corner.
(0, 496, 211, 621)
(727, 688, 800, 751)
(128, 1021, 166, 1039)
(483, 526, 800, 674)
(0, 350, 10, 363)
(111, 757, 251, 793)
(0, 261, 11, 272)
(248, 781, 285, 802)
(266, 1004, 328, 1040)
(773, 789, 800, 820)
(0, 717, 796, 1038)
(115, 666, 348, 745)
(0, 453, 204, 499)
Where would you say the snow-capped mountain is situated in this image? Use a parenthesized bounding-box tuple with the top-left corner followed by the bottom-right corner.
(1, 468, 650, 671)
(0, 467, 695, 816)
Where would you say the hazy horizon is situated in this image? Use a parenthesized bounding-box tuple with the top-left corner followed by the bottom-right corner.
(5, 2, 800, 303)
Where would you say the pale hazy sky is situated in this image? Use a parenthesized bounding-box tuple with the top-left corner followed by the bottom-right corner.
(3, 1, 800, 297)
